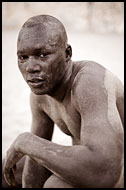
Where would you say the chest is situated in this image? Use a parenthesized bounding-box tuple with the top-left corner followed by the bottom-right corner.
(42, 96, 81, 139)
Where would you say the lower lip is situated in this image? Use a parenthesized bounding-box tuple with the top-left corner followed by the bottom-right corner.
(28, 80, 46, 87)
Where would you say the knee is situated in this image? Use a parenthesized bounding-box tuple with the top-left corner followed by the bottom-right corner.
(43, 175, 54, 188)
(43, 175, 74, 188)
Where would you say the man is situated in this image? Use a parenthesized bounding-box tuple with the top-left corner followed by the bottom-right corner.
(3, 15, 124, 188)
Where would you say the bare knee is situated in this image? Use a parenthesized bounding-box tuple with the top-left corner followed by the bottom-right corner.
(43, 174, 75, 188)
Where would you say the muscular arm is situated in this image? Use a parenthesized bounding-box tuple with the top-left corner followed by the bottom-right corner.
(71, 67, 124, 187)
(22, 93, 54, 188)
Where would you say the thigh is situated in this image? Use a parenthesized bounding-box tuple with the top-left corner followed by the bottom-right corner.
(43, 174, 75, 188)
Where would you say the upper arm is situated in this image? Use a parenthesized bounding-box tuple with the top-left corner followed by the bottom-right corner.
(71, 65, 123, 186)
(72, 67, 123, 153)
(116, 78, 124, 126)
(30, 93, 54, 140)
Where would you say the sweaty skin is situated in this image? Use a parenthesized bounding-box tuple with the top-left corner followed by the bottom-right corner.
(3, 15, 124, 188)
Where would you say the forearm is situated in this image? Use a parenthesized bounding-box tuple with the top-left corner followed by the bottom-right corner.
(22, 118, 54, 188)
(17, 132, 106, 188)
(22, 156, 52, 188)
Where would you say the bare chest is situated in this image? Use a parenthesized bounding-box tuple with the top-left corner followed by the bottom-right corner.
(42, 96, 81, 139)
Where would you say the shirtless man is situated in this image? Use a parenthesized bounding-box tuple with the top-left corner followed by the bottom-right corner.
(3, 15, 124, 188)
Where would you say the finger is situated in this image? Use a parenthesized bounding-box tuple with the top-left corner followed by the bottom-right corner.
(4, 168, 17, 187)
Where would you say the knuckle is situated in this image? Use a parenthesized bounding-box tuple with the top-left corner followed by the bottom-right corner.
(18, 132, 30, 139)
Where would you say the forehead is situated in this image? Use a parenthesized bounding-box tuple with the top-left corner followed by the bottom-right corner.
(17, 24, 64, 53)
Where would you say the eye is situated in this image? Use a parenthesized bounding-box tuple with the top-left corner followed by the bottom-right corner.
(40, 54, 44, 58)
(19, 55, 29, 60)
(39, 53, 49, 58)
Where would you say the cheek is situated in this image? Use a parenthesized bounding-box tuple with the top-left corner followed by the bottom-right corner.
(49, 59, 65, 81)
(49, 53, 65, 71)
(18, 62, 27, 78)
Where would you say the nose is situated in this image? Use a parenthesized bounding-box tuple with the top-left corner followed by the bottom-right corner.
(26, 57, 41, 73)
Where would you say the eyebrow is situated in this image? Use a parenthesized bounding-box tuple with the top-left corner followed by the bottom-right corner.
(17, 47, 53, 56)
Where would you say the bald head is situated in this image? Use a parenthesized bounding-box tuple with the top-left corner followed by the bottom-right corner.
(17, 15, 68, 49)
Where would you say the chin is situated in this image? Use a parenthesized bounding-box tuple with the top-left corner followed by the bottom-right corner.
(30, 82, 56, 96)
(31, 87, 51, 95)
(31, 90, 46, 95)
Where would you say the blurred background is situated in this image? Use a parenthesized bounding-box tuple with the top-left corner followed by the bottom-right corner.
(2, 2, 124, 158)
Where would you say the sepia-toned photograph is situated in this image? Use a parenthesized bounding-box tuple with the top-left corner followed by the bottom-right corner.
(2, 2, 124, 188)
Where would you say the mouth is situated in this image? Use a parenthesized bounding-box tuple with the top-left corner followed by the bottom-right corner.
(27, 77, 46, 87)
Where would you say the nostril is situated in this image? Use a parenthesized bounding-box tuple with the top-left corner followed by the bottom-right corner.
(26, 64, 41, 73)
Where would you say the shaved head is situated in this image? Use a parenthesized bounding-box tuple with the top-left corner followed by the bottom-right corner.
(17, 15, 68, 49)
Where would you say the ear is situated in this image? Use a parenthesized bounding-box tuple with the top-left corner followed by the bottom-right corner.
(65, 44, 72, 62)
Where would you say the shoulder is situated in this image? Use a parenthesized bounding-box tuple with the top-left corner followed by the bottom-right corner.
(71, 60, 123, 98)
(71, 61, 106, 99)
(71, 61, 123, 111)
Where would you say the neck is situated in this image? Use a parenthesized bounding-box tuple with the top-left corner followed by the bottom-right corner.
(48, 60, 73, 102)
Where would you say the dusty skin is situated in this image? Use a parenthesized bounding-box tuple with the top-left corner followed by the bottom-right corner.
(3, 15, 124, 188)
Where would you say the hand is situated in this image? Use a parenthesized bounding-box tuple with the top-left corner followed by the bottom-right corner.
(3, 136, 24, 187)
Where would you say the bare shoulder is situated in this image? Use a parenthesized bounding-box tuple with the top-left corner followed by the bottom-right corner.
(71, 61, 123, 106)
(71, 61, 107, 108)
(72, 61, 105, 90)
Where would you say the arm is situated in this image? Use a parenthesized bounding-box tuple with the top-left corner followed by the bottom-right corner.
(116, 79, 124, 126)
(71, 68, 124, 187)
(3, 71, 124, 188)
(22, 93, 54, 188)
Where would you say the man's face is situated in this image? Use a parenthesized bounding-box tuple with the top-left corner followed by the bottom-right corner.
(17, 26, 67, 95)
